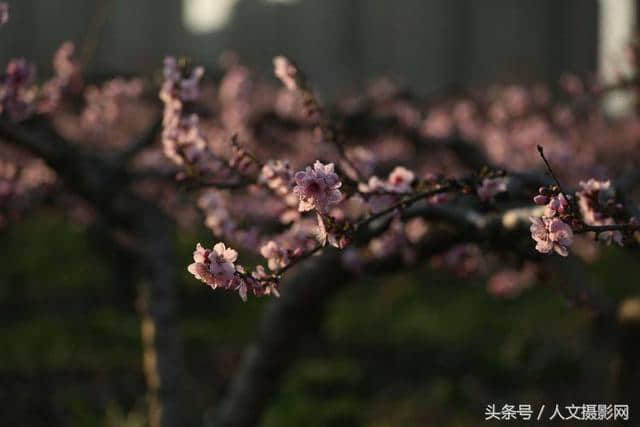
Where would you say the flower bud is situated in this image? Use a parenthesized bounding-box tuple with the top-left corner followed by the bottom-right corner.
(533, 194, 549, 205)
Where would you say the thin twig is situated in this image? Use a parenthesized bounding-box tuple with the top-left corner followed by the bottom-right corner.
(576, 223, 640, 234)
(536, 145, 566, 195)
(355, 185, 454, 231)
(274, 244, 324, 277)
(118, 117, 163, 161)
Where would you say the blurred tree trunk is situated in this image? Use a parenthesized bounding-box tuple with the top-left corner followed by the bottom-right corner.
(0, 118, 184, 427)
(616, 298, 640, 410)
(133, 203, 184, 427)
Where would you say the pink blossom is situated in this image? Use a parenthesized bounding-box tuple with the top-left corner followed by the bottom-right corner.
(180, 66, 204, 101)
(503, 85, 529, 116)
(0, 59, 37, 121)
(544, 193, 569, 217)
(477, 177, 507, 202)
(273, 56, 299, 91)
(579, 178, 611, 193)
(560, 73, 584, 95)
(404, 218, 429, 244)
(421, 108, 453, 139)
(38, 42, 82, 113)
(0, 3, 8, 26)
(260, 240, 290, 271)
(358, 176, 395, 213)
(316, 212, 349, 249)
(293, 161, 342, 213)
(250, 265, 280, 298)
(358, 176, 386, 194)
(386, 166, 414, 193)
(159, 56, 208, 165)
(187, 242, 238, 288)
(53, 42, 78, 80)
(577, 179, 623, 246)
(529, 216, 573, 256)
(260, 160, 293, 196)
(533, 194, 549, 205)
(81, 77, 143, 128)
(208, 243, 238, 279)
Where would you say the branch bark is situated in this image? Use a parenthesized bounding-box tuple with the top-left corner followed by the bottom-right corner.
(207, 250, 352, 427)
(206, 203, 513, 427)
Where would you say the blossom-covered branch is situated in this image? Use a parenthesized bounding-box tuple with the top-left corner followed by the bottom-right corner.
(529, 146, 639, 257)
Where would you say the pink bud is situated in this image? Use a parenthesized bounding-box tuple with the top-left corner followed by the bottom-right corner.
(533, 195, 549, 205)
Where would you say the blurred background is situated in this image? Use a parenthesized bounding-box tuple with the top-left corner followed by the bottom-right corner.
(2, 1, 640, 426)
(0, 0, 598, 96)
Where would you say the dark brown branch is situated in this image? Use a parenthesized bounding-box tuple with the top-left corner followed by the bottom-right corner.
(206, 202, 531, 427)
(207, 224, 479, 427)
(207, 250, 352, 427)
(118, 116, 163, 161)
(577, 223, 640, 234)
(355, 184, 455, 231)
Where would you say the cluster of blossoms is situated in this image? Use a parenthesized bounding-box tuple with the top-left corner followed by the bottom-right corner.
(0, 41, 82, 121)
(5, 1, 640, 307)
(39, 42, 82, 113)
(187, 242, 279, 302)
(530, 189, 574, 256)
(183, 54, 639, 301)
(190, 155, 350, 299)
(529, 215, 574, 257)
(259, 160, 294, 197)
(3, 30, 633, 303)
(159, 57, 207, 165)
(81, 78, 143, 129)
(0, 59, 37, 121)
(0, 155, 56, 229)
(357, 166, 415, 212)
(530, 172, 638, 257)
(260, 240, 300, 271)
(577, 179, 626, 246)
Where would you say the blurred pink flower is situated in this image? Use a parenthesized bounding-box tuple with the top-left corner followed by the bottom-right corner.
(0, 3, 8, 26)
(260, 160, 293, 196)
(260, 240, 290, 271)
(273, 56, 299, 91)
(477, 177, 507, 202)
(386, 166, 414, 193)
